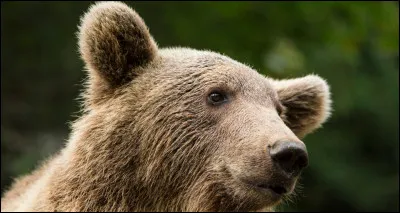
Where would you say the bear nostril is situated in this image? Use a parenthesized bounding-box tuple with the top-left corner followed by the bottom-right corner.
(270, 141, 309, 176)
(296, 153, 309, 169)
(273, 149, 293, 163)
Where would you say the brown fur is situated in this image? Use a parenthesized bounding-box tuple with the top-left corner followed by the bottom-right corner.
(269, 75, 332, 138)
(1, 2, 332, 212)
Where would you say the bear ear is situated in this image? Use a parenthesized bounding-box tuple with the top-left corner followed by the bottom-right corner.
(78, 1, 158, 87)
(270, 74, 332, 139)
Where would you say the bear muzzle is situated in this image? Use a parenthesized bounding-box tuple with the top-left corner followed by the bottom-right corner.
(269, 140, 309, 178)
(241, 140, 309, 199)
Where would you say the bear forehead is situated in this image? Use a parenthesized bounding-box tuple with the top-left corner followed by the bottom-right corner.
(154, 47, 277, 97)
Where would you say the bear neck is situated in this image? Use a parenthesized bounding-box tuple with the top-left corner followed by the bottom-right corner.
(45, 111, 224, 211)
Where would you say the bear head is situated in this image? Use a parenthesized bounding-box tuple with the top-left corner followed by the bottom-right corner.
(70, 1, 332, 211)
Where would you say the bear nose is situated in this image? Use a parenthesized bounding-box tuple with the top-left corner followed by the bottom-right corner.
(269, 140, 309, 177)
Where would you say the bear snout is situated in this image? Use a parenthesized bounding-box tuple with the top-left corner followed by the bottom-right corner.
(269, 140, 309, 178)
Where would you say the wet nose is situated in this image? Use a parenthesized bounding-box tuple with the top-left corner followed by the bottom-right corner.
(269, 140, 309, 176)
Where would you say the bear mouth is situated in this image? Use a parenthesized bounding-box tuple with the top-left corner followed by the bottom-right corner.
(256, 183, 288, 195)
(221, 165, 296, 208)
(240, 178, 294, 200)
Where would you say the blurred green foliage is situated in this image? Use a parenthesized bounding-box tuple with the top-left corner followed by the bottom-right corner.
(1, 1, 398, 211)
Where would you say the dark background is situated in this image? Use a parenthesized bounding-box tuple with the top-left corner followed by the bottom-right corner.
(1, 1, 399, 211)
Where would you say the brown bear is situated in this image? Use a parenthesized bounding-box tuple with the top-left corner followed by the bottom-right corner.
(1, 1, 332, 212)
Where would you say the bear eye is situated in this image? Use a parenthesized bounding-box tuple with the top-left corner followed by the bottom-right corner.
(208, 91, 228, 106)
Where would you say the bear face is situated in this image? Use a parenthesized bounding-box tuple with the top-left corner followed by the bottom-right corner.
(72, 1, 332, 211)
(0, 1, 331, 212)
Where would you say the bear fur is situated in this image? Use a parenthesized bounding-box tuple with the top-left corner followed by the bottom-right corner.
(1, 1, 332, 212)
